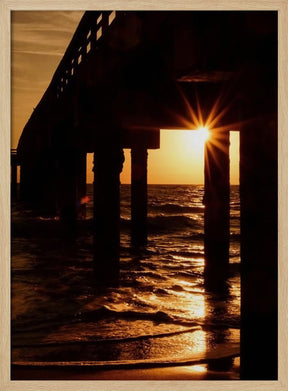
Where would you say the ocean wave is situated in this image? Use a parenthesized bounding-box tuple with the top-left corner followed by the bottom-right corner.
(78, 306, 180, 324)
(76, 306, 240, 329)
(12, 325, 202, 348)
(171, 250, 204, 259)
(172, 270, 203, 280)
(147, 215, 201, 231)
(120, 214, 202, 232)
(150, 203, 204, 214)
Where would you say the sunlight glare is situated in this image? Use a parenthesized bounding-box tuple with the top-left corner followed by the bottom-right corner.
(190, 365, 207, 373)
(184, 126, 210, 152)
(197, 126, 210, 143)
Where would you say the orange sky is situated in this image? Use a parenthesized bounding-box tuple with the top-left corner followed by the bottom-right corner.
(11, 11, 84, 149)
(86, 130, 239, 184)
(12, 11, 239, 185)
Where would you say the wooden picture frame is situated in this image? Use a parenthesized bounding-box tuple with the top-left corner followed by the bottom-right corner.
(1, 1, 287, 390)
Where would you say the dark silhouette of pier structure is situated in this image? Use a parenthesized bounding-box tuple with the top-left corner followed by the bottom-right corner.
(12, 11, 277, 380)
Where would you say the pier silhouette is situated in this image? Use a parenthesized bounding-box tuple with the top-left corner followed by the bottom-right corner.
(12, 11, 277, 380)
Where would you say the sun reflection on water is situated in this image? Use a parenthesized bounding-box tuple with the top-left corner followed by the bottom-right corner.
(175, 284, 206, 319)
(189, 293, 206, 319)
(185, 329, 207, 355)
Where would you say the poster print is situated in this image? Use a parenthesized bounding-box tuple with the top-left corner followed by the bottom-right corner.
(1, 1, 287, 390)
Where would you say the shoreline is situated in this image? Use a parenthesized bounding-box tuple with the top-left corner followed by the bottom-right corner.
(11, 352, 240, 380)
(12, 358, 240, 380)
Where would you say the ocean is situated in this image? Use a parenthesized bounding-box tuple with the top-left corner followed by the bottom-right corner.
(11, 184, 240, 378)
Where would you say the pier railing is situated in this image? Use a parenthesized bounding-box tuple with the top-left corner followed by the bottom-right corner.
(39, 11, 117, 103)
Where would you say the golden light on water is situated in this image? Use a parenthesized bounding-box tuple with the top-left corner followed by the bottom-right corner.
(175, 282, 206, 319)
(190, 293, 206, 319)
(188, 329, 207, 355)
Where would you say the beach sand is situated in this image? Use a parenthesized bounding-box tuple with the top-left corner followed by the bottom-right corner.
(12, 357, 240, 380)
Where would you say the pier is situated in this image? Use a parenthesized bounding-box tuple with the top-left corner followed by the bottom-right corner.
(13, 11, 277, 379)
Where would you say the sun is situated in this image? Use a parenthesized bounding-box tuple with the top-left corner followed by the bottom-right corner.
(195, 126, 210, 144)
(175, 126, 210, 162)
(183, 126, 210, 152)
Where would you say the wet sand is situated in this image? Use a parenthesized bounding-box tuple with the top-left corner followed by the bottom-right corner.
(12, 365, 239, 380)
(12, 357, 240, 380)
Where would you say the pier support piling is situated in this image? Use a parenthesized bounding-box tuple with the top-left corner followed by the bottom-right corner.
(204, 130, 230, 289)
(41, 152, 58, 217)
(19, 162, 41, 207)
(77, 152, 87, 219)
(240, 116, 277, 379)
(93, 147, 124, 286)
(131, 147, 148, 246)
(58, 150, 78, 238)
